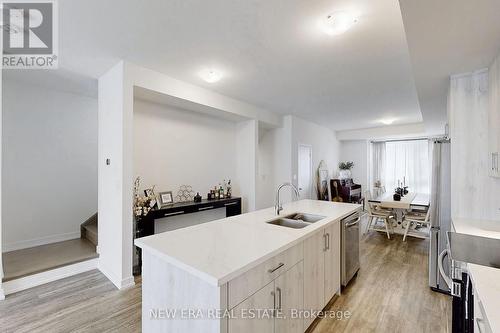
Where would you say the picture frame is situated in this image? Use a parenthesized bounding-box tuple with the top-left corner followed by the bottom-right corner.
(158, 191, 174, 207)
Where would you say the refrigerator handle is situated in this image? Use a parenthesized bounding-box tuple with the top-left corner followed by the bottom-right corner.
(438, 249, 452, 289)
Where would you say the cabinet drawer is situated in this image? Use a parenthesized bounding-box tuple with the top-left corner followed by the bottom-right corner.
(474, 295, 493, 333)
(228, 242, 303, 309)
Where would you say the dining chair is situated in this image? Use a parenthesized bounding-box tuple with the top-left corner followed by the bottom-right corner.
(364, 190, 392, 214)
(402, 206, 431, 241)
(364, 190, 394, 239)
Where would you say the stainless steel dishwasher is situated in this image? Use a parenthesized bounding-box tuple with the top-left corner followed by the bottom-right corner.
(341, 211, 361, 287)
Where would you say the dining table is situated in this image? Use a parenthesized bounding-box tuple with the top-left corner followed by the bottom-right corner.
(368, 192, 431, 238)
(369, 192, 430, 210)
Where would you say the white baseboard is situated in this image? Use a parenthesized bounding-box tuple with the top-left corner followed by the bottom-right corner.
(120, 276, 136, 289)
(2, 258, 98, 296)
(98, 264, 135, 290)
(3, 231, 81, 252)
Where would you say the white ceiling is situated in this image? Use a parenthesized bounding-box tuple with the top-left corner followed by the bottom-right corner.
(399, 0, 500, 135)
(54, 0, 422, 131)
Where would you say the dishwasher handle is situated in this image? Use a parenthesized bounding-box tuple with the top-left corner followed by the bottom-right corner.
(345, 217, 360, 228)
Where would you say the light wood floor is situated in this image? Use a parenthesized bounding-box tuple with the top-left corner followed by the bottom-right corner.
(310, 232, 452, 332)
(0, 271, 142, 333)
(0, 232, 451, 333)
(3, 239, 98, 281)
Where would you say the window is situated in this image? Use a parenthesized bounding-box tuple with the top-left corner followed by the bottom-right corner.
(384, 140, 430, 194)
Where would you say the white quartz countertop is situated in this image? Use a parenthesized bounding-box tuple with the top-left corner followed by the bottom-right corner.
(452, 217, 500, 332)
(452, 218, 500, 239)
(135, 200, 361, 286)
(468, 264, 500, 333)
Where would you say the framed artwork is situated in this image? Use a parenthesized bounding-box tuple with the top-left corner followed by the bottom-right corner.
(158, 191, 174, 207)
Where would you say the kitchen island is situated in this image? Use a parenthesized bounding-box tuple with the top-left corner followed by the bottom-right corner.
(135, 199, 361, 333)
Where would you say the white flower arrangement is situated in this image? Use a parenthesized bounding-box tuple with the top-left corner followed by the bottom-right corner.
(133, 176, 157, 218)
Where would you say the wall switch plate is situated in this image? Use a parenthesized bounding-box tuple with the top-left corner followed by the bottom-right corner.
(106, 158, 111, 165)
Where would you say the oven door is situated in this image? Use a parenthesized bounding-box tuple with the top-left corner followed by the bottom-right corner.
(451, 271, 474, 333)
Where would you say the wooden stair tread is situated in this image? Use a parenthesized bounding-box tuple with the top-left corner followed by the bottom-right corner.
(2, 238, 98, 282)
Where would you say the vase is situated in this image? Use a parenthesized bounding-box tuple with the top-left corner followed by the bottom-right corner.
(339, 169, 352, 180)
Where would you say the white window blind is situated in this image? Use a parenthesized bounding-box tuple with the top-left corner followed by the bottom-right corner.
(384, 140, 430, 194)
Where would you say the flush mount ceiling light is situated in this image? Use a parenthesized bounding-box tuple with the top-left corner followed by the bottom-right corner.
(199, 68, 223, 83)
(380, 118, 396, 125)
(320, 11, 357, 36)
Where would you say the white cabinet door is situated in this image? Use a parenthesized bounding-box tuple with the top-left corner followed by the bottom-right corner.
(324, 222, 341, 304)
(275, 262, 304, 333)
(489, 54, 500, 177)
(473, 284, 493, 333)
(228, 281, 275, 333)
(228, 242, 303, 309)
(303, 229, 325, 328)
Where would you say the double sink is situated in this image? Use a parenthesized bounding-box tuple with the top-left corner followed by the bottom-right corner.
(267, 213, 326, 229)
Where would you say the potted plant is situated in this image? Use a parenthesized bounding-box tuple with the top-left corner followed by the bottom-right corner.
(338, 161, 354, 180)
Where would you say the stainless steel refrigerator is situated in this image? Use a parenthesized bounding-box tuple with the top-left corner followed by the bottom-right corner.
(429, 139, 451, 293)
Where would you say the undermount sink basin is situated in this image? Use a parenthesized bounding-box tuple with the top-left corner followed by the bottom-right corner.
(285, 213, 326, 223)
(266, 213, 327, 229)
(267, 218, 310, 229)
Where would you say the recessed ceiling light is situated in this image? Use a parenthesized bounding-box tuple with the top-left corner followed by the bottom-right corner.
(380, 118, 396, 125)
(320, 11, 357, 36)
(199, 69, 223, 83)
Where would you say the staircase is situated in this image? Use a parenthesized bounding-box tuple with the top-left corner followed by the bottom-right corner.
(81, 213, 98, 246)
(3, 214, 99, 282)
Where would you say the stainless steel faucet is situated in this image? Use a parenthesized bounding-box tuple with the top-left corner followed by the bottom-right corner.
(275, 182, 300, 215)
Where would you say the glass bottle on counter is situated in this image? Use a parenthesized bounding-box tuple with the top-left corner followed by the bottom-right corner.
(219, 184, 224, 199)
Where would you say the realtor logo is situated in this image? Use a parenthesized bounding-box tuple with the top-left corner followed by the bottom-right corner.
(2, 0, 58, 69)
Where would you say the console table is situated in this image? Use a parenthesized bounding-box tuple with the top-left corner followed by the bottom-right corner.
(134, 197, 242, 274)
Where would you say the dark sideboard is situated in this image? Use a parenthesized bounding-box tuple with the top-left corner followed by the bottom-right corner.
(134, 197, 242, 274)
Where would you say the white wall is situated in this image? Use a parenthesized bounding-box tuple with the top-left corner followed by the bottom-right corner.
(339, 140, 369, 193)
(290, 116, 340, 199)
(133, 99, 237, 199)
(98, 62, 135, 290)
(256, 127, 276, 209)
(235, 120, 258, 212)
(2, 79, 98, 252)
(255, 116, 340, 207)
(256, 119, 293, 209)
(133, 99, 238, 229)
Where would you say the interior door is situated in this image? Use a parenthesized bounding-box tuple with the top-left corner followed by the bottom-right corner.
(228, 281, 275, 333)
(298, 144, 312, 199)
(275, 262, 304, 333)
